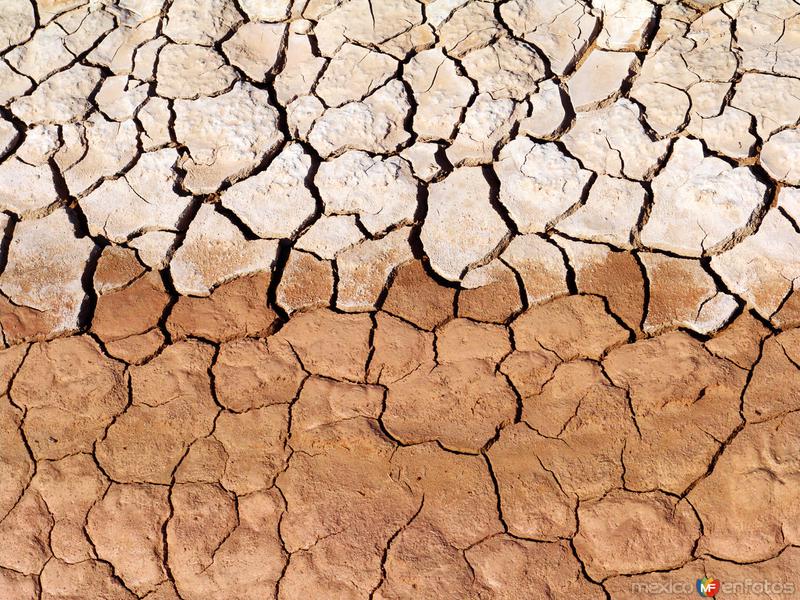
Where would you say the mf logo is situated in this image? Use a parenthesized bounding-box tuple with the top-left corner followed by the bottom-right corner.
(696, 577, 721, 597)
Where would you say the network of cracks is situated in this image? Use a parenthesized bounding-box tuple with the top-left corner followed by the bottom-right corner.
(2, 0, 800, 597)
(0, 255, 799, 599)
(2, 0, 800, 346)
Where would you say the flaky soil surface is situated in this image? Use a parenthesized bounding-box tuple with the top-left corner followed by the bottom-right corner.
(1, 259, 799, 600)
(3, 0, 800, 597)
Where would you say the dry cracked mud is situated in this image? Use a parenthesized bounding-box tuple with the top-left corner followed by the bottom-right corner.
(1, 0, 800, 597)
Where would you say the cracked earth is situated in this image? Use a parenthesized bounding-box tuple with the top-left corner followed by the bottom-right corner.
(1, 0, 800, 598)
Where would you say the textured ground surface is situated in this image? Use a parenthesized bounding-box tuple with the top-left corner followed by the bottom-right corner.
(2, 0, 800, 597)
(3, 264, 800, 600)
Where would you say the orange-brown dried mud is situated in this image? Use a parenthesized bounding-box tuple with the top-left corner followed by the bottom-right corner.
(0, 260, 797, 600)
